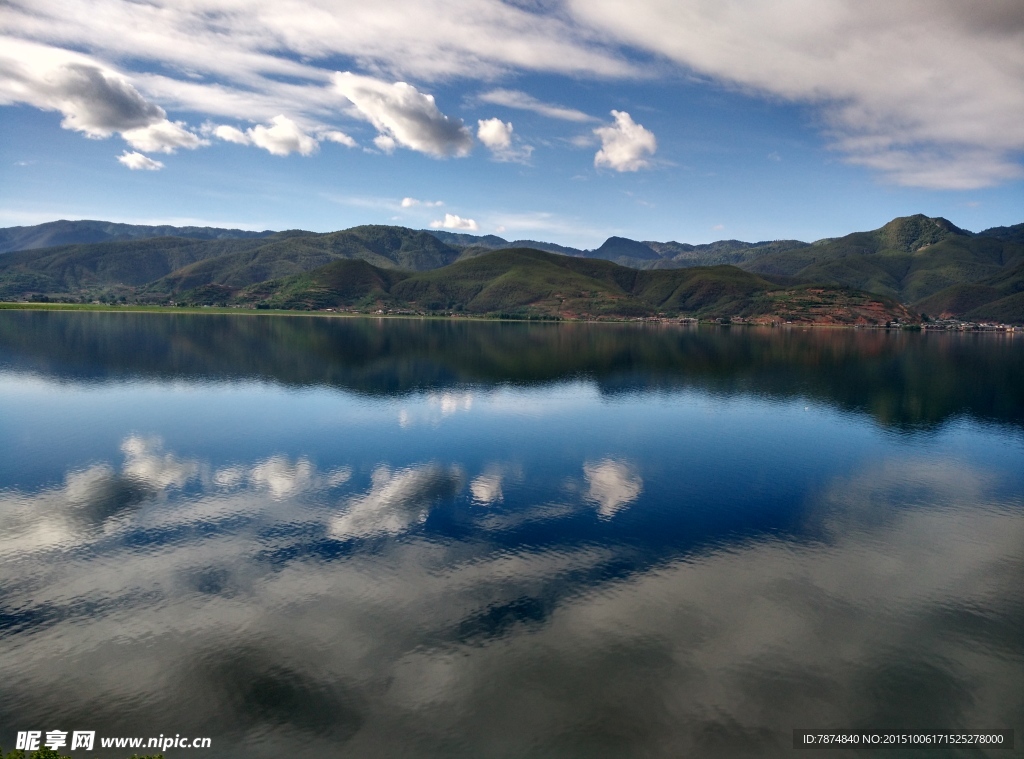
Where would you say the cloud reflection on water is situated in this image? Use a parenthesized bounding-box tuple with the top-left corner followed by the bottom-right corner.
(0, 441, 1020, 758)
(330, 464, 463, 539)
(583, 458, 643, 519)
(398, 391, 475, 428)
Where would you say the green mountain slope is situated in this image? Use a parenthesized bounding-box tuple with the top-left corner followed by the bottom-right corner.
(427, 228, 810, 269)
(643, 239, 810, 269)
(0, 235, 280, 298)
(977, 222, 1024, 245)
(915, 259, 1024, 322)
(2, 217, 1018, 321)
(148, 226, 459, 293)
(742, 215, 1024, 303)
(0, 226, 460, 298)
(588, 236, 662, 262)
(235, 258, 411, 310)
(423, 229, 586, 257)
(228, 247, 912, 323)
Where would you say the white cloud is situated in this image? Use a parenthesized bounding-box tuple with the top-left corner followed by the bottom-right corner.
(477, 118, 513, 151)
(401, 197, 443, 207)
(0, 43, 211, 165)
(569, 0, 1024, 188)
(841, 145, 1024, 190)
(583, 459, 642, 519)
(0, 1, 629, 165)
(0, 45, 164, 141)
(476, 117, 533, 163)
(430, 213, 478, 231)
(2, 1, 1021, 187)
(210, 119, 335, 155)
(374, 134, 397, 154)
(122, 119, 207, 153)
(212, 124, 251, 145)
(248, 115, 319, 156)
(1, 0, 635, 87)
(319, 129, 357, 148)
(335, 72, 473, 158)
(593, 110, 657, 172)
(45, 62, 166, 137)
(116, 151, 164, 170)
(478, 89, 595, 123)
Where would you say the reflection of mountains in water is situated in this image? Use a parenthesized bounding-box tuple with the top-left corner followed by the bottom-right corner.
(1, 310, 1022, 430)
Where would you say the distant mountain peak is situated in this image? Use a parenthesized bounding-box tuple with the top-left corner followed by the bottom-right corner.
(590, 236, 661, 261)
(878, 214, 969, 253)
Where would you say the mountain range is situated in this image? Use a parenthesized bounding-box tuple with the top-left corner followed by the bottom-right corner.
(0, 215, 1021, 322)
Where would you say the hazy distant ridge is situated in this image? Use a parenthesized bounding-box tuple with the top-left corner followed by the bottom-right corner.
(0, 219, 275, 254)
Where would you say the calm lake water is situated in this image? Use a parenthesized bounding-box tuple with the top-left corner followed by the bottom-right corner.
(0, 311, 1021, 758)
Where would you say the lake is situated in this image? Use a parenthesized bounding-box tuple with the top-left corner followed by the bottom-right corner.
(0, 311, 1021, 758)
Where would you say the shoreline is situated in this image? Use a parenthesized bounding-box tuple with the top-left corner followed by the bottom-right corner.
(0, 302, 1017, 331)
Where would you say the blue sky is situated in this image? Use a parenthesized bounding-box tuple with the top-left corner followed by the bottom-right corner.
(1, 0, 1022, 248)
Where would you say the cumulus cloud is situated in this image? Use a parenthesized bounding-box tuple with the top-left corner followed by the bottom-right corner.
(334, 72, 473, 158)
(3, 1, 1021, 186)
(122, 120, 207, 153)
(248, 114, 319, 156)
(593, 110, 657, 172)
(45, 62, 165, 136)
(319, 129, 357, 148)
(401, 197, 443, 208)
(117, 151, 164, 170)
(477, 117, 533, 163)
(583, 459, 642, 518)
(0, 48, 209, 164)
(373, 134, 397, 154)
(478, 89, 594, 122)
(477, 118, 512, 151)
(207, 117, 318, 155)
(430, 214, 478, 231)
(0, 52, 169, 143)
(211, 124, 251, 145)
